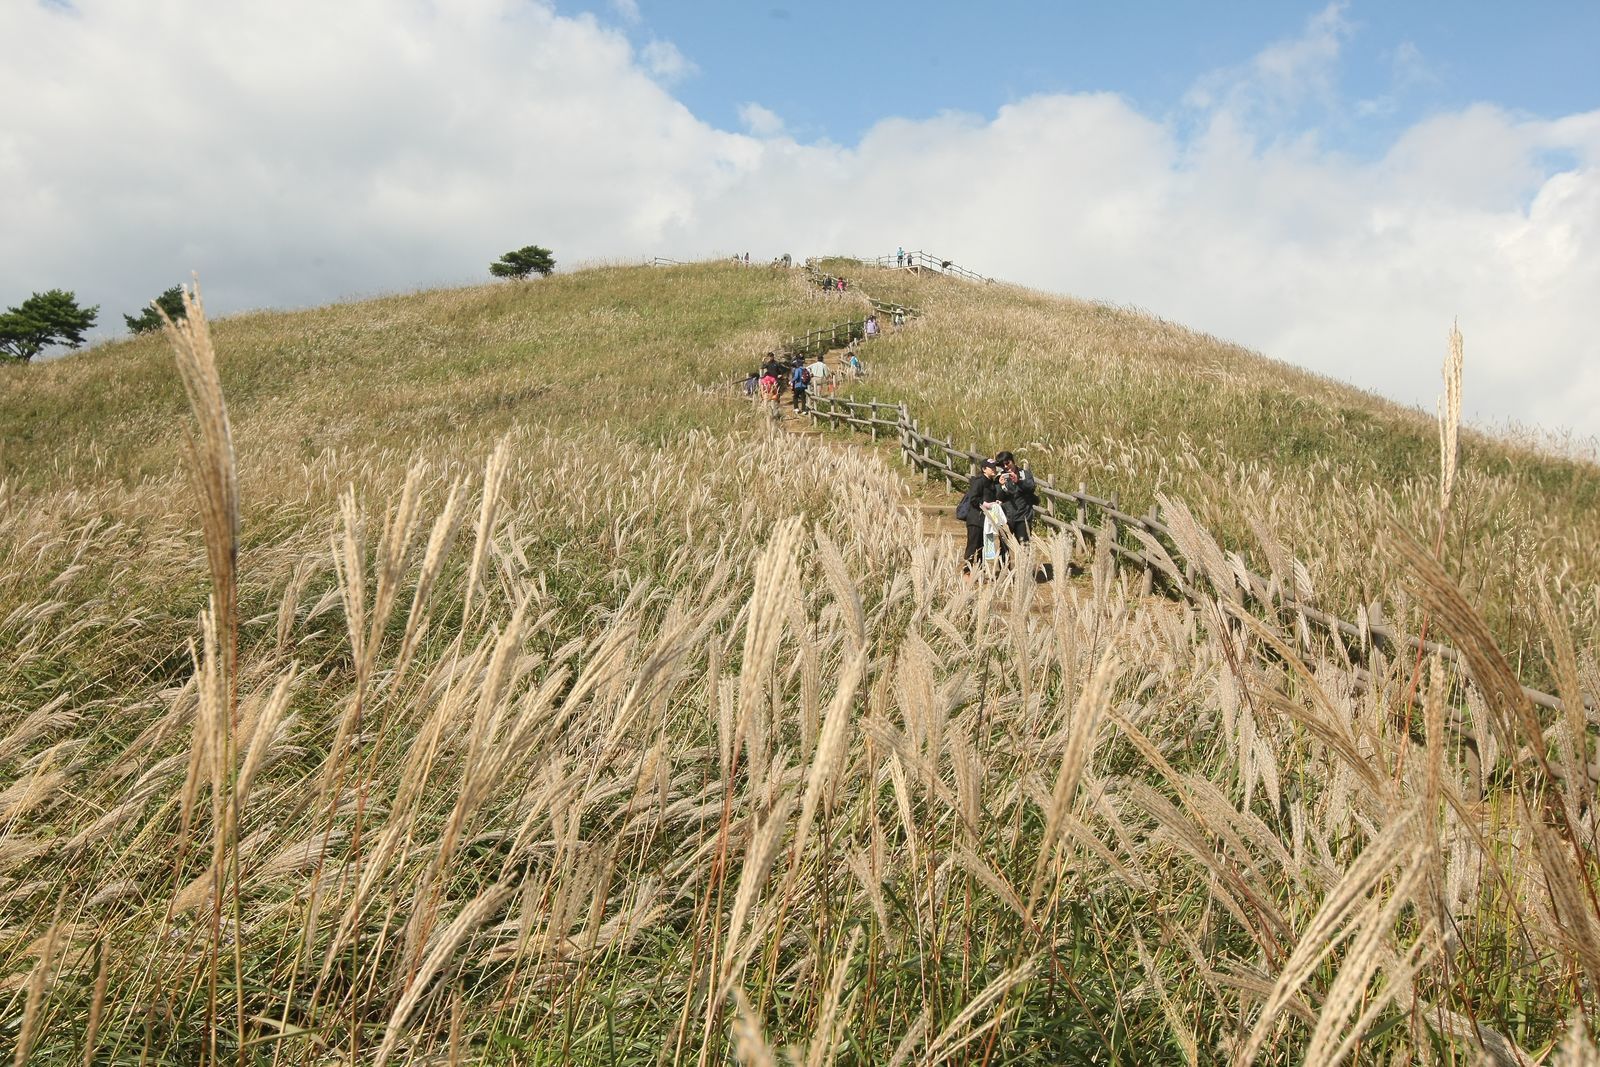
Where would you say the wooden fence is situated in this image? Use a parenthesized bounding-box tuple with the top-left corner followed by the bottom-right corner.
(871, 250, 993, 284)
(805, 393, 1586, 716)
(783, 319, 867, 360)
(779, 301, 921, 361)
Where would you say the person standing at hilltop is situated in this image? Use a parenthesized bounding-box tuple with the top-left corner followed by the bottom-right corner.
(896, 247, 905, 267)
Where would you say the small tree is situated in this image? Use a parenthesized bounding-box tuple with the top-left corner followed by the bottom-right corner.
(124, 286, 187, 334)
(0, 290, 99, 363)
(490, 245, 556, 280)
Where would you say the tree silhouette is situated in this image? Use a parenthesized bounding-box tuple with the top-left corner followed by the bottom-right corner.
(490, 245, 556, 280)
(0, 290, 99, 362)
(124, 285, 187, 334)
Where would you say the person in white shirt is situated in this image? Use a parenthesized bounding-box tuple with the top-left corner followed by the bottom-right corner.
(807, 356, 832, 397)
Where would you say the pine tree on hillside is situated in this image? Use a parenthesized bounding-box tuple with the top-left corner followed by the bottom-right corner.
(123, 286, 188, 334)
(490, 245, 556, 280)
(0, 289, 99, 362)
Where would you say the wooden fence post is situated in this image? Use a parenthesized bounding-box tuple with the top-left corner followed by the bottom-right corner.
(1109, 491, 1121, 555)
(1139, 507, 1157, 596)
(1077, 482, 1087, 529)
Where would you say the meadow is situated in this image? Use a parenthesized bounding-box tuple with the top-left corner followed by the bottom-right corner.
(0, 260, 1596, 1063)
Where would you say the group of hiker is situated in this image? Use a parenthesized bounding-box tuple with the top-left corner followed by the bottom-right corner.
(733, 257, 1032, 575)
(746, 347, 864, 412)
(744, 309, 886, 413)
(956, 451, 1038, 572)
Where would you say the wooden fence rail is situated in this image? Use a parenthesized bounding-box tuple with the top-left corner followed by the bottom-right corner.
(804, 391, 1589, 716)
(870, 250, 993, 283)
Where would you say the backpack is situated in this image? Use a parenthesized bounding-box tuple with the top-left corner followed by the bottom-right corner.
(792, 366, 810, 389)
(955, 483, 977, 522)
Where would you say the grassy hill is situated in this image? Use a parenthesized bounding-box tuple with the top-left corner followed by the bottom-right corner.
(1, 260, 1596, 1063)
(826, 258, 1600, 681)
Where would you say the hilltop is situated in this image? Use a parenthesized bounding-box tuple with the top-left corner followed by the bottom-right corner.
(2, 258, 1596, 1062)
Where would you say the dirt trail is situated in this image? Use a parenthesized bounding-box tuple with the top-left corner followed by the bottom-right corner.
(760, 350, 1061, 597)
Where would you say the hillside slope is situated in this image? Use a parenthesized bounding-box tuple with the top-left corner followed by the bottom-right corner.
(828, 259, 1600, 674)
(2, 260, 1596, 1063)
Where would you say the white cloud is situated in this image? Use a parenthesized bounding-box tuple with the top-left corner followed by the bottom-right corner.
(2, 0, 1597, 437)
(1186, 1, 1351, 123)
(640, 39, 697, 82)
(738, 103, 785, 138)
(610, 0, 640, 24)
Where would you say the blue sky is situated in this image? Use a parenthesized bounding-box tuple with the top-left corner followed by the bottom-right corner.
(4, 0, 1598, 436)
(567, 1, 1600, 156)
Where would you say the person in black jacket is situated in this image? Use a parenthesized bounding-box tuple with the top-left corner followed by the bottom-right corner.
(957, 459, 1002, 572)
(762, 353, 788, 397)
(993, 450, 1038, 545)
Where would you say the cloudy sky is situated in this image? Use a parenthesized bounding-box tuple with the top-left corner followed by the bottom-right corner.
(3, 1, 1598, 437)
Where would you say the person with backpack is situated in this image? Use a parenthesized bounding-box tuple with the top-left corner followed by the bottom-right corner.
(790, 360, 811, 412)
(956, 458, 1002, 573)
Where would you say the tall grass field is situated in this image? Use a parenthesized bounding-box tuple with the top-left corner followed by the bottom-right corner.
(1, 259, 1597, 1063)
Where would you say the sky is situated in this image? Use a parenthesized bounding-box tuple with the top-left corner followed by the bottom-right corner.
(2, 0, 1598, 438)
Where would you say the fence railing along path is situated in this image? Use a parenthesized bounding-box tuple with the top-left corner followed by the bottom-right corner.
(707, 254, 1586, 720)
(804, 392, 1587, 718)
(871, 250, 993, 284)
(778, 306, 921, 362)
